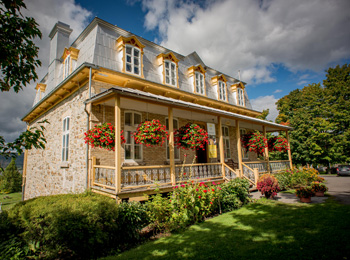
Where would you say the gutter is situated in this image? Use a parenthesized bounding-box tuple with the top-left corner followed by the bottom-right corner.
(84, 67, 92, 190)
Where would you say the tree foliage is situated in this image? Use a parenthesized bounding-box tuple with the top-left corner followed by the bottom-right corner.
(0, 0, 42, 92)
(0, 157, 22, 192)
(276, 64, 350, 166)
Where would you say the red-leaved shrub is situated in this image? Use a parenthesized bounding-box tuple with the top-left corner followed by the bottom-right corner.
(257, 174, 280, 198)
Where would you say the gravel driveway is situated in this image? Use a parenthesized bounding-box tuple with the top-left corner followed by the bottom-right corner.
(322, 175, 350, 205)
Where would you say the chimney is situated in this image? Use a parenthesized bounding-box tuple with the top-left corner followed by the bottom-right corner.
(47, 22, 73, 91)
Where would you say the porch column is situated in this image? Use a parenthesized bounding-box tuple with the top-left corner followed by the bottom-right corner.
(285, 130, 293, 169)
(263, 126, 270, 173)
(218, 116, 225, 178)
(115, 95, 122, 194)
(236, 120, 243, 177)
(168, 107, 176, 185)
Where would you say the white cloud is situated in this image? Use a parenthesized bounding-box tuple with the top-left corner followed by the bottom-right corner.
(274, 89, 282, 93)
(0, 0, 92, 142)
(141, 0, 350, 84)
(250, 95, 279, 122)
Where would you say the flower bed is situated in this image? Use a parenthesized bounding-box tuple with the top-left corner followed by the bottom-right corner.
(174, 123, 208, 150)
(133, 119, 168, 147)
(84, 123, 125, 151)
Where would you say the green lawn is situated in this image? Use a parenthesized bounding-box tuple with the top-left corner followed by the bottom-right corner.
(0, 192, 22, 211)
(102, 198, 350, 260)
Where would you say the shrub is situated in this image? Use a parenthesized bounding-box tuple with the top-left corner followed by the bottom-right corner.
(4, 192, 149, 259)
(257, 174, 280, 198)
(311, 181, 328, 192)
(295, 186, 315, 198)
(274, 171, 291, 190)
(146, 192, 172, 233)
(275, 167, 322, 190)
(219, 178, 251, 212)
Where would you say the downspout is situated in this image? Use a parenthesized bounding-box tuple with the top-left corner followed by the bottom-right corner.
(84, 67, 92, 189)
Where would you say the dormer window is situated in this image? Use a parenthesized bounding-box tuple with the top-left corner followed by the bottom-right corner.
(61, 47, 79, 79)
(157, 52, 179, 87)
(117, 36, 145, 77)
(231, 82, 245, 107)
(188, 65, 206, 95)
(212, 75, 228, 102)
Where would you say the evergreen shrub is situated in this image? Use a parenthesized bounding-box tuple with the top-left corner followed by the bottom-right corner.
(219, 178, 251, 212)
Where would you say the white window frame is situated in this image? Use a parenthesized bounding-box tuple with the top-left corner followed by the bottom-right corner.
(124, 111, 142, 162)
(125, 44, 141, 76)
(222, 126, 231, 159)
(237, 88, 245, 106)
(165, 118, 180, 161)
(63, 55, 71, 79)
(62, 117, 70, 161)
(195, 71, 205, 95)
(240, 129, 249, 159)
(164, 60, 177, 86)
(218, 81, 227, 101)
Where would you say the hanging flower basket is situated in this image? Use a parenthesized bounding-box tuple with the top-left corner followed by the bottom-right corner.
(84, 123, 126, 151)
(174, 123, 208, 150)
(241, 131, 267, 156)
(268, 136, 289, 152)
(133, 119, 169, 147)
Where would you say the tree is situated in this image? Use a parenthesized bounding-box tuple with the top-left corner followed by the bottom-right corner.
(276, 64, 350, 166)
(0, 0, 42, 92)
(0, 0, 46, 161)
(0, 157, 22, 192)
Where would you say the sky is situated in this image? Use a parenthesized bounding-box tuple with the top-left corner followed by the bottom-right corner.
(1, 0, 350, 142)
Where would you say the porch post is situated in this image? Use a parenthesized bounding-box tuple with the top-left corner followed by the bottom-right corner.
(168, 107, 176, 185)
(218, 116, 225, 178)
(285, 130, 293, 169)
(236, 120, 243, 177)
(115, 95, 122, 194)
(263, 126, 270, 173)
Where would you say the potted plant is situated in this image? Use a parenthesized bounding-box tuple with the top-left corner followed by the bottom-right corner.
(295, 186, 315, 203)
(174, 123, 208, 150)
(133, 119, 169, 147)
(241, 131, 267, 156)
(257, 174, 280, 199)
(268, 136, 289, 152)
(84, 123, 126, 151)
(311, 181, 328, 197)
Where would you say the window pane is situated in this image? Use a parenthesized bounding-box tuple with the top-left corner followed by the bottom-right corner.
(174, 119, 178, 129)
(134, 49, 139, 57)
(134, 57, 139, 65)
(66, 134, 69, 148)
(66, 118, 69, 130)
(62, 148, 65, 161)
(126, 55, 131, 63)
(165, 69, 170, 76)
(125, 145, 131, 159)
(134, 113, 141, 125)
(125, 113, 131, 126)
(134, 67, 139, 74)
(126, 47, 132, 54)
(65, 148, 69, 161)
(126, 64, 132, 72)
(134, 145, 141, 159)
(126, 131, 132, 144)
(63, 119, 66, 131)
(171, 63, 175, 70)
(166, 77, 170, 84)
(171, 79, 175, 85)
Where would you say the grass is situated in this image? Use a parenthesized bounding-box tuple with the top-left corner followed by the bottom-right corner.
(102, 198, 350, 260)
(0, 192, 22, 211)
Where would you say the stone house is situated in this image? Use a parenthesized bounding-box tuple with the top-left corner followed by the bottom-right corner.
(22, 18, 292, 201)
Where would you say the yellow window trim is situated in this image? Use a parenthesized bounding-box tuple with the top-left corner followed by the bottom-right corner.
(116, 35, 145, 78)
(188, 65, 206, 96)
(61, 47, 79, 61)
(157, 52, 179, 88)
(212, 75, 228, 102)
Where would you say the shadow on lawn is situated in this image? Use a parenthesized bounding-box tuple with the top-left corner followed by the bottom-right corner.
(113, 200, 350, 260)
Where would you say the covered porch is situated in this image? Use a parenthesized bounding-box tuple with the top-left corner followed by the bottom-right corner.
(85, 86, 292, 200)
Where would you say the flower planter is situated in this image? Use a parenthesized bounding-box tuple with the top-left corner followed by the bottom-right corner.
(315, 191, 325, 197)
(300, 197, 311, 203)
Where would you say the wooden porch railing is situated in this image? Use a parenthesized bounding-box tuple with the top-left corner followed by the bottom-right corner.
(242, 163, 256, 186)
(223, 163, 238, 181)
(174, 163, 222, 182)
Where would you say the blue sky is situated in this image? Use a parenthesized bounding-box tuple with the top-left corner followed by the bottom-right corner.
(0, 0, 349, 141)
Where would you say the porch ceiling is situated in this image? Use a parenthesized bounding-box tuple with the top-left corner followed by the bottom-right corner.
(85, 86, 292, 132)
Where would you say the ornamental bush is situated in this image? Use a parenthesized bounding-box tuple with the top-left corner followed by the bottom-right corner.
(295, 186, 315, 198)
(84, 122, 126, 151)
(257, 174, 280, 198)
(174, 123, 208, 150)
(2, 192, 149, 259)
(218, 178, 251, 212)
(133, 119, 168, 147)
(275, 167, 323, 190)
(311, 181, 328, 192)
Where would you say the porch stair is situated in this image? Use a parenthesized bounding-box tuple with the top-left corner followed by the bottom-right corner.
(91, 185, 116, 199)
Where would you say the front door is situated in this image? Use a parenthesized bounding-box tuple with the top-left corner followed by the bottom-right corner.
(196, 146, 208, 163)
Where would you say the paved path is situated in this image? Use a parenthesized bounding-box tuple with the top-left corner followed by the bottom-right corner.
(249, 175, 350, 204)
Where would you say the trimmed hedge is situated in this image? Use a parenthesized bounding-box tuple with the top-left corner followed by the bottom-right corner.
(1, 192, 149, 259)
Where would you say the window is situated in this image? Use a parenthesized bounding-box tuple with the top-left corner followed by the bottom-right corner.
(237, 88, 244, 106)
(124, 112, 142, 161)
(117, 36, 145, 77)
(240, 129, 248, 159)
(125, 45, 141, 75)
(166, 118, 180, 160)
(164, 60, 177, 86)
(195, 72, 205, 95)
(63, 55, 71, 79)
(222, 126, 230, 159)
(218, 81, 227, 101)
(62, 117, 70, 161)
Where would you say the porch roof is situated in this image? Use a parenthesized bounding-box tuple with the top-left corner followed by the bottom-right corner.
(85, 86, 292, 132)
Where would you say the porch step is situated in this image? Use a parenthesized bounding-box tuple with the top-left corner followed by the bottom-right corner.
(91, 186, 116, 199)
(249, 186, 257, 192)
